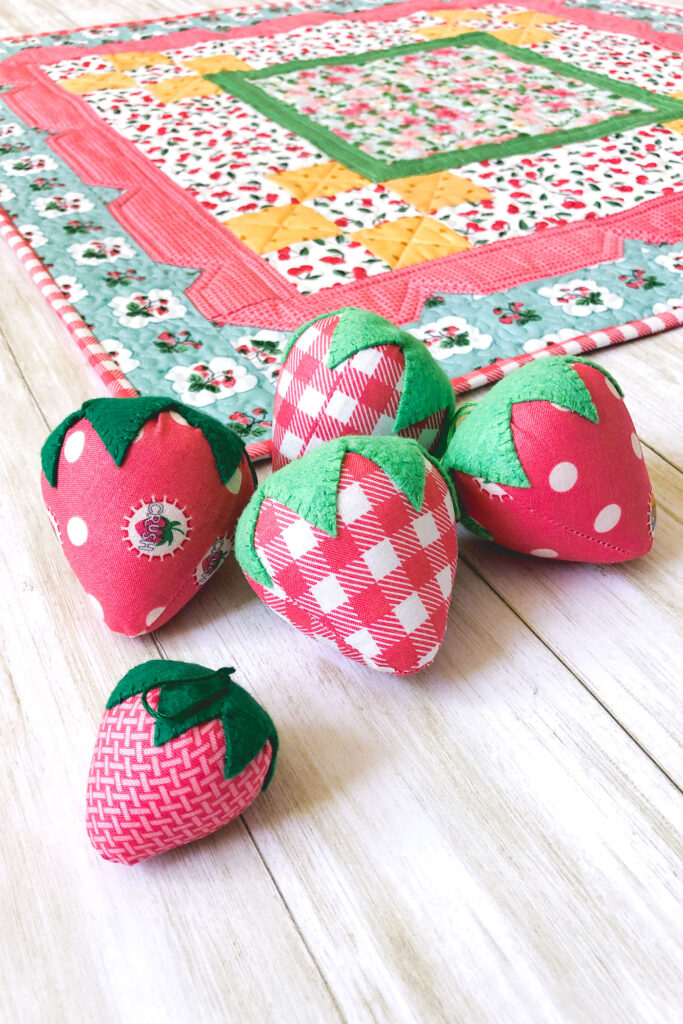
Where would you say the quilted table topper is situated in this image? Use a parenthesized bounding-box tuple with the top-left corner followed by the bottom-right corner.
(1, 0, 683, 453)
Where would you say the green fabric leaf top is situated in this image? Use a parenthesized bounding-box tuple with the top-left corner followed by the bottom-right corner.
(235, 435, 458, 588)
(443, 356, 623, 488)
(107, 660, 278, 788)
(41, 396, 249, 488)
(283, 307, 455, 450)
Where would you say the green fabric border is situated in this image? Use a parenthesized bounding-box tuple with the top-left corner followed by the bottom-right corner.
(207, 33, 683, 184)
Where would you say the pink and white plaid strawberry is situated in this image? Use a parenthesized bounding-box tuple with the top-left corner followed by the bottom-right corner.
(272, 307, 455, 470)
(444, 357, 655, 562)
(236, 436, 459, 676)
(86, 661, 277, 865)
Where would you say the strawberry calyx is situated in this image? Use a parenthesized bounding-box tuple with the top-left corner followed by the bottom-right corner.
(107, 660, 278, 787)
(236, 434, 459, 589)
(283, 307, 455, 450)
(443, 356, 624, 488)
(42, 396, 254, 489)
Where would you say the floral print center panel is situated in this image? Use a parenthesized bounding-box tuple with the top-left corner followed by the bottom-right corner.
(253, 44, 652, 163)
(0, 0, 681, 439)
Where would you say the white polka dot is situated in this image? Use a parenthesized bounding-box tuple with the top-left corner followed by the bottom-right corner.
(66, 517, 88, 546)
(63, 429, 85, 463)
(226, 468, 242, 494)
(605, 377, 621, 399)
(548, 461, 578, 492)
(145, 606, 165, 628)
(594, 504, 621, 533)
(169, 411, 189, 427)
(631, 432, 643, 459)
(530, 549, 558, 558)
(87, 594, 104, 620)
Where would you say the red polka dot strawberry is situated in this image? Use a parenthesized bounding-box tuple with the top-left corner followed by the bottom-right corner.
(272, 307, 455, 470)
(41, 397, 255, 635)
(443, 357, 655, 562)
(236, 435, 459, 675)
(86, 661, 277, 865)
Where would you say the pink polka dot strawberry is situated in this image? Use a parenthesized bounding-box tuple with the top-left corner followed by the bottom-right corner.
(236, 435, 459, 675)
(443, 356, 655, 562)
(86, 660, 277, 865)
(272, 307, 455, 470)
(41, 397, 255, 635)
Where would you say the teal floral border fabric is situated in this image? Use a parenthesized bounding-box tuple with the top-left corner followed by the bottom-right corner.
(0, 0, 682, 446)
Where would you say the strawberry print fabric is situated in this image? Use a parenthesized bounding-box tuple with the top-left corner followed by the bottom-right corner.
(41, 411, 253, 635)
(256, 45, 650, 163)
(1, 0, 683, 451)
(86, 689, 272, 864)
(272, 313, 445, 469)
(454, 362, 655, 560)
(247, 452, 458, 674)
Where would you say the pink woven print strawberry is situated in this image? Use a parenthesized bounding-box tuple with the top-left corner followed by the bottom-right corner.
(41, 397, 255, 635)
(86, 660, 277, 865)
(444, 356, 655, 562)
(271, 307, 455, 470)
(236, 436, 459, 675)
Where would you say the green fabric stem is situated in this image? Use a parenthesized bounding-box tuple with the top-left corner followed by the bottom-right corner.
(235, 434, 459, 588)
(283, 306, 455, 447)
(41, 396, 250, 488)
(108, 660, 278, 788)
(443, 356, 623, 488)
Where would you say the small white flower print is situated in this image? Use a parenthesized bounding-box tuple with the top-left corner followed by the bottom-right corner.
(18, 224, 47, 248)
(231, 329, 287, 385)
(654, 251, 683, 275)
(31, 192, 94, 219)
(109, 289, 186, 328)
(56, 275, 88, 304)
(0, 123, 24, 139)
(0, 182, 16, 202)
(413, 316, 493, 360)
(538, 279, 624, 318)
(1, 154, 56, 176)
(68, 237, 136, 265)
(652, 296, 683, 315)
(165, 357, 258, 407)
(100, 338, 140, 374)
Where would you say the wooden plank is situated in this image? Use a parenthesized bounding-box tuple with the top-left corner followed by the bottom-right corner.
(458, 445, 683, 785)
(155, 560, 683, 1023)
(0, 328, 342, 1024)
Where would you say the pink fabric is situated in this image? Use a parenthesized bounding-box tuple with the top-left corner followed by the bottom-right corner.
(2, 5, 682, 332)
(454, 362, 655, 562)
(86, 689, 272, 865)
(272, 314, 448, 469)
(41, 411, 254, 635)
(245, 451, 458, 675)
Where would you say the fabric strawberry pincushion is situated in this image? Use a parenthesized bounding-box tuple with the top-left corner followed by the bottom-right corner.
(86, 660, 277, 865)
(41, 396, 255, 636)
(444, 356, 655, 561)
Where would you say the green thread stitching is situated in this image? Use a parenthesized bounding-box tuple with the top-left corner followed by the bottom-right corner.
(206, 33, 683, 183)
(443, 356, 623, 488)
(41, 397, 248, 488)
(235, 435, 458, 588)
(107, 660, 278, 788)
(282, 307, 454, 443)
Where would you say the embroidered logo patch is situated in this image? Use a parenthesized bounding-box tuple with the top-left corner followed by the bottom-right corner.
(124, 498, 190, 558)
(195, 536, 233, 586)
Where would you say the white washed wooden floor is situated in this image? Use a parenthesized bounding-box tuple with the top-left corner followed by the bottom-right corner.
(0, 2, 682, 1021)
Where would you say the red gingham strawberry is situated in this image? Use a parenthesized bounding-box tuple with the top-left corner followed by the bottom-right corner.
(443, 357, 655, 562)
(86, 661, 278, 865)
(235, 436, 459, 676)
(41, 397, 255, 636)
(272, 307, 455, 470)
